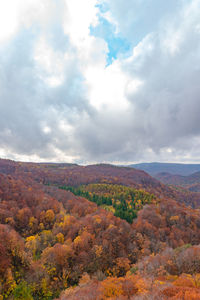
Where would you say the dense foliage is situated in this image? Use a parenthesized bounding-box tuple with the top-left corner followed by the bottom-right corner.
(59, 184, 156, 223)
(1, 159, 200, 299)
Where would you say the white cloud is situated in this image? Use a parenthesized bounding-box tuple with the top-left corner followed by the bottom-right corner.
(0, 0, 64, 42)
(85, 59, 130, 110)
(63, 0, 99, 45)
(0, 0, 22, 42)
(34, 36, 71, 87)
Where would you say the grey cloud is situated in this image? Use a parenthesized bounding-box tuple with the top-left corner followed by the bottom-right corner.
(122, 2, 200, 157)
(1, 0, 200, 164)
(72, 0, 200, 163)
(0, 23, 91, 159)
(106, 0, 182, 44)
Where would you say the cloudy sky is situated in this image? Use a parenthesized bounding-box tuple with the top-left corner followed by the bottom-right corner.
(0, 0, 200, 164)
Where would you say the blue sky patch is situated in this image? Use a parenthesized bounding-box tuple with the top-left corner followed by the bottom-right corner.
(90, 15, 131, 66)
(95, 3, 109, 14)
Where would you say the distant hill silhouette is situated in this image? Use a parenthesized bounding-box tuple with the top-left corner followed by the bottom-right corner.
(129, 162, 200, 176)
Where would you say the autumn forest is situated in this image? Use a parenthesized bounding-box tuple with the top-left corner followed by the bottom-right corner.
(1, 159, 200, 299)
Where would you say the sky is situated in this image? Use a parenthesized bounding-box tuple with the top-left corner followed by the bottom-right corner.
(0, 0, 200, 164)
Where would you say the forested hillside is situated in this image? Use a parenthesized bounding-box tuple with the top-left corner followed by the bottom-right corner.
(1, 159, 200, 299)
(156, 171, 200, 193)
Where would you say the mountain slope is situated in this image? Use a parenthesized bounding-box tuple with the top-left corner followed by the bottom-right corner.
(0, 159, 199, 208)
(156, 171, 200, 192)
(1, 159, 200, 298)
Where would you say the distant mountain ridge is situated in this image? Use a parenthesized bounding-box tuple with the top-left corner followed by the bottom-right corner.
(155, 170, 200, 192)
(129, 162, 200, 176)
